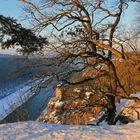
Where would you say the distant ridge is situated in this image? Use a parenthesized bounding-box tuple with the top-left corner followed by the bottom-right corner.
(0, 54, 14, 57)
(0, 53, 23, 58)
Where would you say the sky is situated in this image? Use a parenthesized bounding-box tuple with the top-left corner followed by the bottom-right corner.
(0, 0, 23, 21)
(0, 0, 20, 18)
(0, 0, 138, 54)
(0, 0, 137, 24)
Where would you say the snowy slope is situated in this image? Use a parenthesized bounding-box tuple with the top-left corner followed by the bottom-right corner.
(0, 78, 49, 120)
(0, 82, 36, 120)
(0, 121, 140, 140)
(116, 92, 140, 122)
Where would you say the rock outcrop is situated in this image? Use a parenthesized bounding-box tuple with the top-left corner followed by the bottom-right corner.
(115, 93, 140, 124)
(39, 85, 102, 125)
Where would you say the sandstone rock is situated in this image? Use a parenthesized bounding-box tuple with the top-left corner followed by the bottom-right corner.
(38, 85, 102, 125)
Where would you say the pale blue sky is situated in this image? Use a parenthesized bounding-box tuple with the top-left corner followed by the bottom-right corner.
(0, 0, 137, 26)
(0, 0, 23, 20)
(0, 0, 138, 54)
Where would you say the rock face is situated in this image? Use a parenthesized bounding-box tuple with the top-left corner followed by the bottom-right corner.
(39, 87, 140, 125)
(39, 98, 64, 124)
(39, 85, 102, 125)
(116, 93, 140, 124)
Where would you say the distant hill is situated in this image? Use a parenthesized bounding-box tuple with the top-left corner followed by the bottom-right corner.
(0, 55, 30, 98)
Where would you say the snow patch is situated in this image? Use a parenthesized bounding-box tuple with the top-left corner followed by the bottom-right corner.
(85, 92, 93, 99)
(0, 77, 50, 120)
(116, 92, 140, 122)
(55, 101, 64, 107)
(130, 92, 140, 98)
(73, 88, 81, 93)
(0, 121, 140, 140)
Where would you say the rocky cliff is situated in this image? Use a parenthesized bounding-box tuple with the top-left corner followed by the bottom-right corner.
(39, 84, 102, 125)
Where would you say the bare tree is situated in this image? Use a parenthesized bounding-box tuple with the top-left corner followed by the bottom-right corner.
(18, 0, 140, 125)
(1, 0, 140, 125)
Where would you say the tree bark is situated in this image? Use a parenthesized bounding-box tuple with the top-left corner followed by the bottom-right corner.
(105, 60, 118, 125)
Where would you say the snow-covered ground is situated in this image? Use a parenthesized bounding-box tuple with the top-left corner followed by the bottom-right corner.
(116, 92, 140, 113)
(115, 92, 140, 122)
(0, 121, 140, 140)
(0, 78, 49, 120)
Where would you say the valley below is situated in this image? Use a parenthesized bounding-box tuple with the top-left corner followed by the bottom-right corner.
(0, 54, 56, 123)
